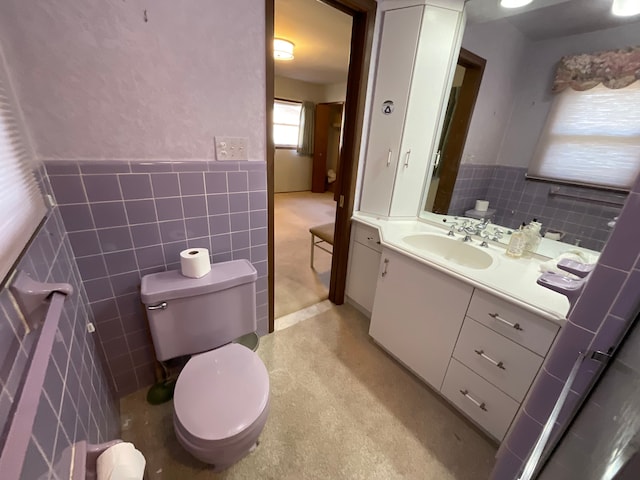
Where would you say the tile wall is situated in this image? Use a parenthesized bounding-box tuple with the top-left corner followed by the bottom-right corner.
(0, 167, 119, 479)
(46, 160, 269, 396)
(449, 165, 624, 251)
(491, 174, 640, 479)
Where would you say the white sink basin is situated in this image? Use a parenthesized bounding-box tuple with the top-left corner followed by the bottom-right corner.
(402, 234, 494, 270)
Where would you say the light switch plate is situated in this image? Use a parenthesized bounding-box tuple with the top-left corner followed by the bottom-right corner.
(215, 136, 248, 161)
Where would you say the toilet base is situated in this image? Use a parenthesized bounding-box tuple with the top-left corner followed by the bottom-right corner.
(174, 399, 269, 472)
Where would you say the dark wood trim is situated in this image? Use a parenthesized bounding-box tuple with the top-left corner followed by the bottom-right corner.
(266, 0, 275, 333)
(432, 48, 486, 214)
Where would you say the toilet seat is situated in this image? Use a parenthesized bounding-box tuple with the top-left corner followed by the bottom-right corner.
(173, 343, 270, 443)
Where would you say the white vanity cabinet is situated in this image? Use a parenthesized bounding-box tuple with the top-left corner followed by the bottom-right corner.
(359, 1, 465, 217)
(346, 223, 383, 316)
(369, 248, 473, 390)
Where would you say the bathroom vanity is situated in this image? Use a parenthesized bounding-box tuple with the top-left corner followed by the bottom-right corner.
(346, 217, 568, 442)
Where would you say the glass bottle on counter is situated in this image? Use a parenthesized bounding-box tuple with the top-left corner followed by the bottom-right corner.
(523, 219, 542, 257)
(506, 223, 527, 258)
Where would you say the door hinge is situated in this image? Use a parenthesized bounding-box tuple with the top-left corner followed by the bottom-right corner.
(339, 195, 344, 208)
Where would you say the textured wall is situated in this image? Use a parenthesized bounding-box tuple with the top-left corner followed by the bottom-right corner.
(0, 167, 119, 479)
(47, 160, 269, 396)
(0, 0, 266, 161)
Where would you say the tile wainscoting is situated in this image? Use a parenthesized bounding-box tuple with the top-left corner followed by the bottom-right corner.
(46, 160, 269, 396)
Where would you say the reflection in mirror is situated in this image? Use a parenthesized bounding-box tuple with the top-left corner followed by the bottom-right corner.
(422, 0, 639, 251)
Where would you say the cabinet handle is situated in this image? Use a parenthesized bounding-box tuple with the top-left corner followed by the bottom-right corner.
(489, 312, 523, 331)
(381, 258, 389, 277)
(459, 389, 487, 411)
(474, 349, 506, 370)
(404, 149, 411, 167)
(386, 149, 392, 167)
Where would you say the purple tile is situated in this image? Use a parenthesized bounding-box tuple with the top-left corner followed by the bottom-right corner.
(121, 313, 147, 334)
(125, 199, 157, 224)
(116, 292, 143, 318)
(251, 245, 267, 263)
(599, 192, 640, 271)
(241, 161, 266, 171)
(109, 271, 141, 297)
(182, 195, 207, 218)
(544, 320, 594, 382)
(231, 231, 250, 250)
(76, 255, 108, 280)
(229, 192, 249, 213)
(159, 220, 186, 243)
(611, 270, 640, 320)
(228, 171, 248, 192)
(230, 212, 249, 231)
(213, 252, 233, 263)
(49, 175, 87, 204)
(233, 248, 251, 261)
(523, 370, 564, 424)
(20, 439, 50, 480)
(131, 345, 154, 366)
(256, 275, 268, 292)
(254, 260, 267, 277)
(104, 250, 138, 275)
(135, 363, 156, 387)
(60, 204, 95, 232)
(207, 194, 229, 215)
(186, 236, 210, 250)
(162, 241, 187, 265)
(96, 318, 125, 343)
(248, 170, 266, 190)
(43, 361, 63, 411)
(85, 277, 114, 302)
(91, 202, 128, 228)
(90, 298, 119, 324)
(249, 210, 267, 229)
(80, 161, 130, 174)
(250, 227, 268, 246)
(570, 265, 627, 332)
(151, 173, 180, 197)
(131, 223, 161, 248)
(205, 172, 228, 193)
(102, 337, 128, 359)
(83, 175, 122, 202)
(135, 245, 165, 269)
(249, 191, 267, 210)
(490, 447, 525, 480)
(110, 354, 135, 376)
(209, 161, 239, 172)
(130, 161, 172, 173)
(32, 393, 59, 459)
(126, 330, 150, 350)
(209, 214, 230, 235)
(97, 227, 133, 252)
(156, 197, 184, 221)
(113, 371, 139, 396)
(118, 174, 153, 200)
(172, 161, 208, 172)
(185, 217, 209, 239)
(179, 172, 205, 195)
(211, 234, 231, 254)
(46, 161, 79, 175)
(68, 231, 102, 257)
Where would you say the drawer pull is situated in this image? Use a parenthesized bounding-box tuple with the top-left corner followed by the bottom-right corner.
(386, 149, 392, 167)
(489, 312, 523, 331)
(381, 258, 389, 277)
(459, 389, 487, 411)
(474, 349, 506, 370)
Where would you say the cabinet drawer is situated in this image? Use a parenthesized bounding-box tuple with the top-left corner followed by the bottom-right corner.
(453, 318, 543, 402)
(353, 223, 382, 253)
(467, 290, 559, 356)
(442, 359, 519, 441)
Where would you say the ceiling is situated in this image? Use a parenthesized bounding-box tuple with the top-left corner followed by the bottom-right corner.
(274, 0, 352, 85)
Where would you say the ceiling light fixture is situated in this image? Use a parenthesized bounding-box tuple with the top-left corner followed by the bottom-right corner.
(500, 0, 534, 8)
(611, 0, 640, 16)
(274, 38, 295, 61)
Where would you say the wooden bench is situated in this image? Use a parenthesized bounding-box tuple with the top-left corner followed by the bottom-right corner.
(309, 222, 335, 270)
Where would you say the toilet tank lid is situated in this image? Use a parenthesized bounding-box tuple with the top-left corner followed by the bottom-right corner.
(140, 259, 257, 304)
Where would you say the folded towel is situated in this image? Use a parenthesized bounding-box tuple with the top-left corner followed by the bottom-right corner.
(539, 250, 597, 278)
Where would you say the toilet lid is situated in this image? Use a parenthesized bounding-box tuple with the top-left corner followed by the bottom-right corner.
(174, 343, 269, 441)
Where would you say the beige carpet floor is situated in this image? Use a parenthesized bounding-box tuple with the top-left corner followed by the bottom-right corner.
(120, 304, 497, 479)
(274, 191, 336, 319)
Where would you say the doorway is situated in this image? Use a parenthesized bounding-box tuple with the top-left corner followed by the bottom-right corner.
(266, 0, 377, 331)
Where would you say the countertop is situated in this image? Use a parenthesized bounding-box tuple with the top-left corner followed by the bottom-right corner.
(352, 212, 572, 325)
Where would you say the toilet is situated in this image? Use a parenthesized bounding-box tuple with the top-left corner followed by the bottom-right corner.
(140, 259, 269, 471)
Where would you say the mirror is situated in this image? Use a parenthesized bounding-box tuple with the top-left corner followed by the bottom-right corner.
(421, 0, 638, 252)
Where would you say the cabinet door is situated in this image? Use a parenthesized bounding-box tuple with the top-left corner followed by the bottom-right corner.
(359, 6, 423, 217)
(390, 5, 463, 216)
(369, 248, 473, 389)
(346, 241, 381, 315)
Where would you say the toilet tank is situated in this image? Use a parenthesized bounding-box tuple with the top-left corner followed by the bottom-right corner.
(140, 259, 258, 362)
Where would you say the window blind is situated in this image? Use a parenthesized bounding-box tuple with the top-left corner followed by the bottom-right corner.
(528, 82, 640, 190)
(0, 61, 47, 283)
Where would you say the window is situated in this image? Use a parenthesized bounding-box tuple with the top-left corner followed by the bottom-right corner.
(529, 82, 640, 190)
(273, 99, 302, 148)
(0, 60, 47, 282)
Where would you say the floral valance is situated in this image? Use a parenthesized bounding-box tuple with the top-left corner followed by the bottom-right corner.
(552, 46, 640, 93)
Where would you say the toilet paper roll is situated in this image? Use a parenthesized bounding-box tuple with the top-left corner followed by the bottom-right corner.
(180, 248, 211, 278)
(96, 442, 146, 480)
(475, 200, 489, 212)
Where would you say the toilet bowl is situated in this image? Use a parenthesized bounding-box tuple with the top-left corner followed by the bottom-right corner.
(140, 260, 269, 470)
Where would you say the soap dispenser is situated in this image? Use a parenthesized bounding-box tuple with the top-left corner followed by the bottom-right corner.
(506, 223, 527, 258)
(523, 219, 542, 257)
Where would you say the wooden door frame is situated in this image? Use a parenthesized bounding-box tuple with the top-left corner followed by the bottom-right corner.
(265, 0, 377, 332)
(432, 47, 486, 214)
